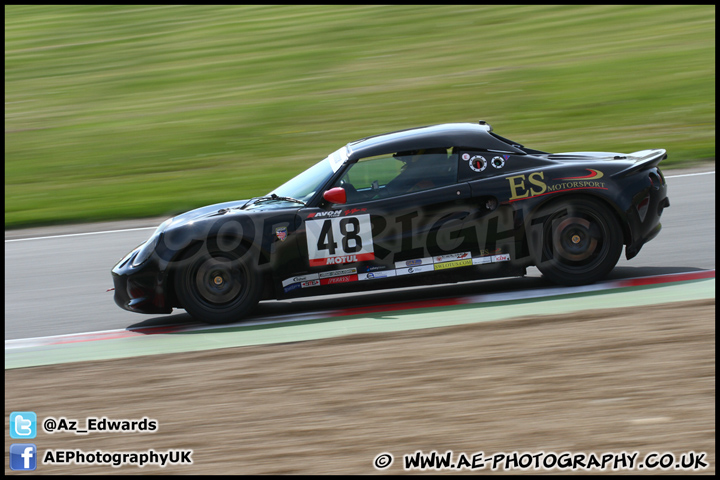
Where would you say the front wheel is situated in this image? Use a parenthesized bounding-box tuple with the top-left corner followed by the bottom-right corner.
(174, 246, 262, 324)
(529, 198, 623, 286)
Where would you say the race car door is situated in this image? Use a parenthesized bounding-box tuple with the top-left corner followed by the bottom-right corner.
(297, 149, 478, 274)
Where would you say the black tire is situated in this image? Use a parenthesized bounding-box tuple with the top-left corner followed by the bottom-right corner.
(174, 246, 262, 324)
(529, 197, 623, 286)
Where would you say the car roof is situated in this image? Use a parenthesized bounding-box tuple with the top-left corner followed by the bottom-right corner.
(345, 122, 527, 160)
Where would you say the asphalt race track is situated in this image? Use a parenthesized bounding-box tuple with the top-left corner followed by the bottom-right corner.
(4, 167, 715, 342)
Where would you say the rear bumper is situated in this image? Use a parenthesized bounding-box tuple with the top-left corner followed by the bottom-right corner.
(626, 221, 662, 260)
(625, 175, 670, 260)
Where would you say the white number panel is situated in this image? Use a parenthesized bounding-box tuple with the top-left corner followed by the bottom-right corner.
(306, 214, 375, 267)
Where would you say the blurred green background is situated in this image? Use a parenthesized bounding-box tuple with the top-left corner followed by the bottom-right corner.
(5, 5, 715, 228)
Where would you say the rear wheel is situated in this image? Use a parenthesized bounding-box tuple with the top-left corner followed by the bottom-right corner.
(530, 198, 622, 286)
(174, 246, 262, 324)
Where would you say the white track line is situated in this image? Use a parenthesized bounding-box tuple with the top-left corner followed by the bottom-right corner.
(5, 270, 714, 350)
(665, 171, 715, 179)
(5, 226, 156, 243)
(5, 171, 714, 243)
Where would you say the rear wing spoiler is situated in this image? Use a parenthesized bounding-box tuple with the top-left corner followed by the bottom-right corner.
(611, 149, 667, 178)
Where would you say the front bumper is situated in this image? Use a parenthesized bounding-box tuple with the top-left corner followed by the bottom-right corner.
(111, 249, 172, 315)
(112, 271, 173, 315)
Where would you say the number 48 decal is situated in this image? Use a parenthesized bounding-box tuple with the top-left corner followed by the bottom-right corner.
(306, 214, 375, 266)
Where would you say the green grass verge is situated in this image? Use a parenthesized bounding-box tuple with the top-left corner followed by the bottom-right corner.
(5, 5, 715, 228)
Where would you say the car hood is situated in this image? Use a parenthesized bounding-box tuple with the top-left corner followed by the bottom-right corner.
(169, 199, 252, 225)
(160, 198, 302, 233)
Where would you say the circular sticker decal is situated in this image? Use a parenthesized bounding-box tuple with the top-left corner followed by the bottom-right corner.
(461, 153, 470, 161)
(469, 155, 487, 172)
(491, 156, 505, 169)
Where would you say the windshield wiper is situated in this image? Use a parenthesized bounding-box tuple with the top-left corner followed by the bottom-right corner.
(241, 193, 306, 210)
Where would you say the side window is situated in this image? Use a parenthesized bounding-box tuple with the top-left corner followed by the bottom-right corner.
(341, 155, 402, 191)
(336, 148, 458, 202)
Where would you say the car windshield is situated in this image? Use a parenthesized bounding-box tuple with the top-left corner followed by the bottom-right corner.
(268, 146, 347, 203)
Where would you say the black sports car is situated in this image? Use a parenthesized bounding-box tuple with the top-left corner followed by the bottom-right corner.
(112, 121, 669, 324)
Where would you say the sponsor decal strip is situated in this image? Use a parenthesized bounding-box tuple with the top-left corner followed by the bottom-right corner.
(394, 257, 434, 269)
(282, 273, 319, 288)
(434, 258, 472, 270)
(359, 270, 397, 281)
(319, 268, 358, 279)
(309, 252, 375, 267)
(283, 283, 302, 293)
(473, 256, 492, 265)
(396, 264, 435, 276)
(286, 253, 511, 286)
(433, 251, 472, 263)
(320, 274, 358, 285)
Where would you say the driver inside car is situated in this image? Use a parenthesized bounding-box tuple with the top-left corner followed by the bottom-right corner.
(385, 147, 452, 194)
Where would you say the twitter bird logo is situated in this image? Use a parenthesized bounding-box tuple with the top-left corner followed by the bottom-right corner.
(10, 412, 37, 439)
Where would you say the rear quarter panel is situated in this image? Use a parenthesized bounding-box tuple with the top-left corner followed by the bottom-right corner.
(467, 158, 643, 266)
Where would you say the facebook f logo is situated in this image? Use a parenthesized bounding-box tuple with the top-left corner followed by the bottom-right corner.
(10, 411, 37, 438)
(10, 444, 37, 470)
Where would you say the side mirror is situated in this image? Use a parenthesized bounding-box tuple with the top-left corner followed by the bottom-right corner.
(322, 187, 347, 205)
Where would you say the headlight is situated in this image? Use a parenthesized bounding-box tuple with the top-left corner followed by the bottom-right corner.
(132, 235, 160, 267)
(131, 218, 172, 267)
